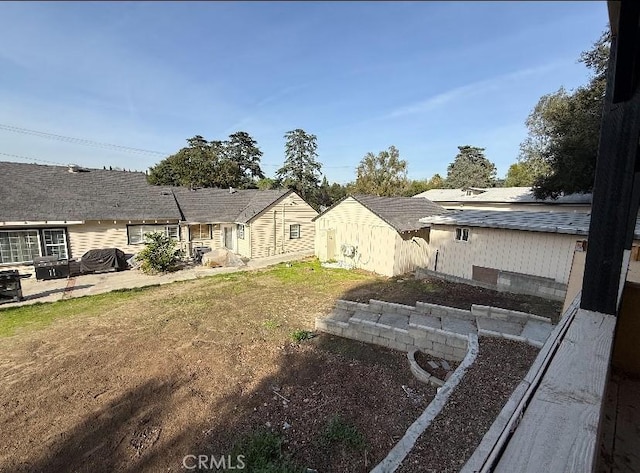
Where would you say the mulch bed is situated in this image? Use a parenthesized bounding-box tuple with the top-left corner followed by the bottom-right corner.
(396, 337, 540, 473)
(343, 275, 561, 320)
(200, 334, 437, 473)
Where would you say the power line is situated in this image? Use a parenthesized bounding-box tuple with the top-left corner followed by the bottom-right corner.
(0, 151, 68, 166)
(0, 123, 356, 169)
(0, 123, 168, 156)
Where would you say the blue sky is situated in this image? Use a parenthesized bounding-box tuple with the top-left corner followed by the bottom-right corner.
(0, 1, 607, 184)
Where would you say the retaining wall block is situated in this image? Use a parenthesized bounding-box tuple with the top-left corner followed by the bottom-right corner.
(471, 305, 491, 318)
(415, 302, 432, 315)
(394, 332, 416, 345)
(414, 339, 434, 351)
(409, 313, 441, 330)
(451, 347, 467, 361)
(445, 336, 468, 349)
(335, 300, 360, 311)
(431, 342, 454, 357)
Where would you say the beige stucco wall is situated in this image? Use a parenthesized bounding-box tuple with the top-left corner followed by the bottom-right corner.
(429, 225, 580, 285)
(250, 192, 317, 259)
(314, 197, 430, 277)
(437, 202, 591, 213)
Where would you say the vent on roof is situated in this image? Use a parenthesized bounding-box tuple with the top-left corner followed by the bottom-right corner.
(68, 164, 89, 173)
(229, 186, 236, 194)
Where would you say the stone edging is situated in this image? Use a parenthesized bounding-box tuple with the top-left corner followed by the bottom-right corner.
(370, 334, 480, 473)
(407, 349, 445, 387)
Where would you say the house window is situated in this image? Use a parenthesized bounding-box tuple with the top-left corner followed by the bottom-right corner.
(0, 230, 42, 264)
(42, 229, 68, 259)
(290, 224, 301, 239)
(189, 224, 211, 241)
(237, 224, 245, 239)
(455, 227, 470, 242)
(127, 225, 180, 245)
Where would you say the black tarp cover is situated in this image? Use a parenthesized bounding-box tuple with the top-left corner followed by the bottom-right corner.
(80, 248, 128, 273)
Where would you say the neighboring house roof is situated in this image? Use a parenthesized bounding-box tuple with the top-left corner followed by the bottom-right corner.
(314, 194, 447, 232)
(171, 187, 291, 223)
(0, 161, 181, 222)
(420, 209, 640, 239)
(415, 187, 593, 205)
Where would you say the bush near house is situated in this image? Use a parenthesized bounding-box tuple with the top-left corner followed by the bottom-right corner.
(138, 232, 183, 273)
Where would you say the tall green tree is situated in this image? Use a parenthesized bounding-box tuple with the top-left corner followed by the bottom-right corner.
(445, 146, 497, 188)
(521, 31, 610, 199)
(352, 145, 409, 196)
(276, 129, 322, 201)
(403, 174, 445, 196)
(313, 176, 348, 209)
(147, 132, 265, 189)
(225, 131, 265, 188)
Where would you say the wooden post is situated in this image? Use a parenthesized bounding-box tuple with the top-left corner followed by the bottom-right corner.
(581, 1, 640, 314)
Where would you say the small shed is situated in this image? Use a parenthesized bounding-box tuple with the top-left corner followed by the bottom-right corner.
(313, 195, 445, 276)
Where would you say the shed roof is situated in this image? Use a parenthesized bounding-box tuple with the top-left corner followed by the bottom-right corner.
(171, 187, 290, 223)
(415, 187, 592, 205)
(420, 209, 640, 239)
(0, 161, 181, 222)
(315, 194, 446, 232)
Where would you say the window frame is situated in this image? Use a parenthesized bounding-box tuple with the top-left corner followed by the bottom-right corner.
(189, 224, 212, 241)
(455, 227, 470, 242)
(127, 224, 180, 245)
(237, 224, 245, 240)
(0, 229, 43, 264)
(289, 224, 301, 240)
(42, 228, 68, 259)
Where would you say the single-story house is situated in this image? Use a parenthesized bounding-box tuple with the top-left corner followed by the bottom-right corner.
(171, 187, 318, 259)
(0, 161, 183, 272)
(313, 194, 446, 277)
(419, 209, 640, 301)
(0, 161, 317, 272)
(415, 187, 592, 213)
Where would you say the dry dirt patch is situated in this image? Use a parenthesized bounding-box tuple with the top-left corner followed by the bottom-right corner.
(0, 262, 553, 472)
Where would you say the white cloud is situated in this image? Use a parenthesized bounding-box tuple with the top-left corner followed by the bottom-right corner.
(387, 62, 563, 118)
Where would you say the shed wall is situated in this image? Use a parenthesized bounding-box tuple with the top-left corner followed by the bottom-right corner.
(429, 225, 579, 284)
(314, 197, 397, 276)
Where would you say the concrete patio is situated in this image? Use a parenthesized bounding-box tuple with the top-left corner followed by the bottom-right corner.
(1, 251, 313, 309)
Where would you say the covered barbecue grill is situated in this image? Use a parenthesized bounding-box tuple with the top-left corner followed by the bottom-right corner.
(80, 248, 129, 274)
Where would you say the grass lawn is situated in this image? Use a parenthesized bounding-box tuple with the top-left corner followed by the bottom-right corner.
(0, 258, 559, 473)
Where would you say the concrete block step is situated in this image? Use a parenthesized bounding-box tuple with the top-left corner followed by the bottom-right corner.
(379, 312, 410, 330)
(441, 316, 477, 335)
(349, 310, 380, 324)
(327, 307, 352, 322)
(520, 319, 553, 344)
(409, 313, 442, 330)
(476, 317, 524, 336)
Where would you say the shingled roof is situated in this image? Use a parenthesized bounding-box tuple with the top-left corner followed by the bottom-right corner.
(415, 187, 592, 205)
(171, 187, 291, 223)
(0, 161, 181, 222)
(314, 194, 447, 232)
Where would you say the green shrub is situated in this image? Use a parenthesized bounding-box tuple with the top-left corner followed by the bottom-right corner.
(289, 329, 314, 342)
(231, 429, 303, 473)
(320, 414, 366, 450)
(137, 232, 183, 274)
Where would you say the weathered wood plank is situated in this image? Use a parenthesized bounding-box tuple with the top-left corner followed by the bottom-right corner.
(462, 293, 581, 473)
(493, 309, 616, 473)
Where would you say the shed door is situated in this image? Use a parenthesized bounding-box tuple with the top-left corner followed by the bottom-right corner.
(326, 229, 336, 260)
